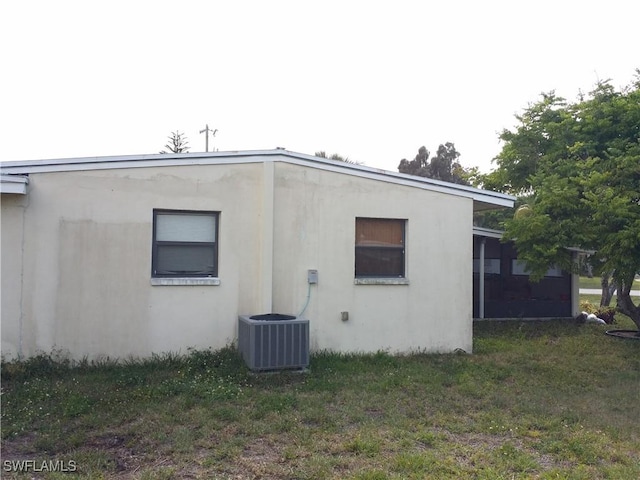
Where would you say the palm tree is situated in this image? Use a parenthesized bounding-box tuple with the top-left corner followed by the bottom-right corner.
(314, 151, 362, 165)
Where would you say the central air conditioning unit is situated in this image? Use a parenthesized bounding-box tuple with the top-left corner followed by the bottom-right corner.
(238, 314, 309, 371)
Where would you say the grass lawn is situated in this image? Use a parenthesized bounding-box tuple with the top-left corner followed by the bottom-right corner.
(579, 276, 639, 290)
(2, 305, 639, 479)
(579, 276, 603, 290)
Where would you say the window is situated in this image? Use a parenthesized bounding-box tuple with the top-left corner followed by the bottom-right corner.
(512, 260, 562, 277)
(152, 210, 219, 278)
(473, 259, 501, 275)
(355, 218, 405, 278)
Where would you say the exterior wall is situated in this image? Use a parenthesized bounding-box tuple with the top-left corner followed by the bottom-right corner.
(272, 162, 474, 354)
(1, 163, 266, 360)
(2, 158, 476, 360)
(1, 194, 27, 358)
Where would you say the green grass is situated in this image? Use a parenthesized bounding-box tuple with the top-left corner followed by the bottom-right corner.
(579, 276, 604, 289)
(2, 310, 639, 479)
(579, 275, 639, 290)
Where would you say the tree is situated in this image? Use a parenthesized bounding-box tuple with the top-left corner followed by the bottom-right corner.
(486, 74, 640, 330)
(398, 142, 478, 186)
(161, 131, 190, 154)
(314, 151, 361, 164)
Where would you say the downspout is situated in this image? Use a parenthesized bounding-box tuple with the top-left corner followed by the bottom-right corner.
(479, 237, 486, 319)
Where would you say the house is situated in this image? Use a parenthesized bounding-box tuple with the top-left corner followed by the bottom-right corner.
(1, 150, 514, 361)
(473, 227, 580, 319)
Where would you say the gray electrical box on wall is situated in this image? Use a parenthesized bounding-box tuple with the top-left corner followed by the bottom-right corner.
(307, 269, 318, 284)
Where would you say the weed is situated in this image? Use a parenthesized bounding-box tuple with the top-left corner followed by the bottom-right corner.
(353, 469, 389, 480)
(344, 434, 381, 457)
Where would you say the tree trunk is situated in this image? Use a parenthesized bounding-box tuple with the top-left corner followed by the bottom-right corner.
(616, 276, 640, 333)
(600, 272, 617, 307)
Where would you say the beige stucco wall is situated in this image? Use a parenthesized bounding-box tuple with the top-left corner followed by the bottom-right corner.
(1, 194, 27, 358)
(2, 163, 266, 360)
(1, 158, 474, 360)
(271, 162, 473, 354)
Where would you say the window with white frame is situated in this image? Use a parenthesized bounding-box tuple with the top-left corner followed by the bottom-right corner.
(152, 210, 219, 277)
(355, 217, 406, 278)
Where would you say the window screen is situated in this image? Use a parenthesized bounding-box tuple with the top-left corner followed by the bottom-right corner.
(355, 218, 405, 277)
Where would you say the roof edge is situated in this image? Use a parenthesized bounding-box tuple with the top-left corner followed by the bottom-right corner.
(472, 226, 505, 239)
(0, 175, 29, 194)
(0, 149, 515, 208)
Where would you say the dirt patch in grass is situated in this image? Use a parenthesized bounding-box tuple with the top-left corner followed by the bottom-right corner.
(83, 434, 140, 474)
(1, 432, 144, 477)
(441, 429, 567, 472)
(1, 432, 40, 460)
(228, 437, 289, 478)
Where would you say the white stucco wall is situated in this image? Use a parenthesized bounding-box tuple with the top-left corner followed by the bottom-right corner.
(271, 162, 473, 354)
(1, 157, 475, 360)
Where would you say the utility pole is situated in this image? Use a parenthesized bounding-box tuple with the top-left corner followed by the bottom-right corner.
(199, 124, 218, 152)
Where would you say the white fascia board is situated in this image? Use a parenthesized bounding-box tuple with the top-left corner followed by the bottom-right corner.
(0, 175, 29, 194)
(473, 227, 504, 239)
(0, 149, 515, 209)
(0, 150, 277, 174)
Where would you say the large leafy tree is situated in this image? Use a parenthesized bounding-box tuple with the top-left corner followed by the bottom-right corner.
(484, 74, 640, 330)
(398, 143, 479, 186)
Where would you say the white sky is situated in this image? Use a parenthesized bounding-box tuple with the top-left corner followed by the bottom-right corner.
(2, 0, 638, 173)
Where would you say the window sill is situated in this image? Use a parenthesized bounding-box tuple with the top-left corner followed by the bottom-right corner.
(354, 278, 409, 285)
(151, 277, 221, 286)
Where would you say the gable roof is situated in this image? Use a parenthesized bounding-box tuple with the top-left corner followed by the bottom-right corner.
(0, 149, 514, 210)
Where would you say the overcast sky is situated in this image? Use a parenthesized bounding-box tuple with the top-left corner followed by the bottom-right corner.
(2, 0, 638, 173)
